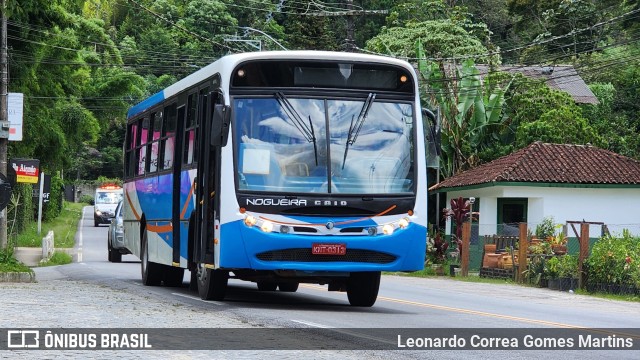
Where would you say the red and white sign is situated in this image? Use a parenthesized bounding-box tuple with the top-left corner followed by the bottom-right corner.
(11, 159, 40, 184)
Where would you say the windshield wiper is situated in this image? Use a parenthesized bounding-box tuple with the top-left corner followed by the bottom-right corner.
(342, 93, 376, 169)
(276, 92, 318, 166)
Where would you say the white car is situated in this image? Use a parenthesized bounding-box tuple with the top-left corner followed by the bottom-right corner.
(107, 201, 129, 262)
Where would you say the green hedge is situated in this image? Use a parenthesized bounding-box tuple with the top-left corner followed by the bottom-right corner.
(43, 174, 64, 221)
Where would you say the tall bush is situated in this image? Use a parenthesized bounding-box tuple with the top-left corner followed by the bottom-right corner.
(586, 230, 640, 287)
(43, 173, 64, 221)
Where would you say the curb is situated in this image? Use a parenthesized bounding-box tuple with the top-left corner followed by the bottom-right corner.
(0, 271, 36, 283)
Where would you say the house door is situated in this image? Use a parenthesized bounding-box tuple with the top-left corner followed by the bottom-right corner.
(497, 198, 528, 235)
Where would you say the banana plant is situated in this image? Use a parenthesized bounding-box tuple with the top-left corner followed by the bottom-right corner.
(416, 39, 513, 178)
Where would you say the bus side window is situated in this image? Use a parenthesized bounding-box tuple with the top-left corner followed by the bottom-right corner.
(125, 121, 138, 178)
(148, 111, 162, 173)
(184, 93, 198, 166)
(138, 117, 149, 176)
(161, 103, 178, 170)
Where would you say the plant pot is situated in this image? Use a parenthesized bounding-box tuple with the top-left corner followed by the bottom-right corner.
(449, 264, 459, 277)
(552, 244, 567, 255)
(548, 278, 560, 290)
(501, 254, 514, 269)
(559, 277, 576, 291)
(482, 253, 502, 268)
(430, 264, 444, 276)
(484, 244, 497, 254)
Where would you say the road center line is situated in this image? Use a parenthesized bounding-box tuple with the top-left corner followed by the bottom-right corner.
(299, 283, 582, 329)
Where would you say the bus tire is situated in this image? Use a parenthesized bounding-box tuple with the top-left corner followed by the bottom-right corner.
(141, 231, 162, 286)
(163, 267, 185, 287)
(257, 282, 277, 291)
(197, 265, 228, 301)
(278, 283, 299, 292)
(346, 271, 381, 307)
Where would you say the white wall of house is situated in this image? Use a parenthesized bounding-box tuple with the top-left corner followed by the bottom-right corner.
(443, 185, 640, 237)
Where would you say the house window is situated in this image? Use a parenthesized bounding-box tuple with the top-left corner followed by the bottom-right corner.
(497, 198, 528, 236)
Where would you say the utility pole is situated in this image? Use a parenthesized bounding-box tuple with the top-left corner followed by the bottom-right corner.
(306, 0, 387, 52)
(0, 0, 8, 250)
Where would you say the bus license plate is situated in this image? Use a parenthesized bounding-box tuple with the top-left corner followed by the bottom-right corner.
(312, 243, 346, 255)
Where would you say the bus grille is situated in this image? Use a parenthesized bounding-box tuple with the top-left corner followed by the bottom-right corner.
(256, 248, 396, 264)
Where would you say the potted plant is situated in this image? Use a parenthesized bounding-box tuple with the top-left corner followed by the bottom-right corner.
(549, 227, 568, 255)
(426, 231, 448, 275)
(545, 256, 561, 290)
(557, 255, 578, 291)
(535, 216, 555, 243)
(442, 197, 479, 265)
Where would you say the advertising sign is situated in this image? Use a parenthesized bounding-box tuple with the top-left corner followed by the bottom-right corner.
(10, 159, 40, 184)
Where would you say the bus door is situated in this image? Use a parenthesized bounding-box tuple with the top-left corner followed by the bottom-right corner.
(172, 104, 186, 266)
(194, 91, 222, 265)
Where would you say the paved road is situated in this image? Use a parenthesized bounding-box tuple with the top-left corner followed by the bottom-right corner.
(1, 206, 639, 359)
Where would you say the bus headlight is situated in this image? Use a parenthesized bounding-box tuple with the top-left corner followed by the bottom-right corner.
(260, 221, 274, 233)
(244, 215, 257, 227)
(379, 217, 411, 235)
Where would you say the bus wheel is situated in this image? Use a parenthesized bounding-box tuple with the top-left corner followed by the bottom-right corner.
(346, 271, 381, 307)
(163, 267, 185, 287)
(141, 231, 162, 286)
(278, 283, 299, 292)
(197, 264, 228, 301)
(257, 282, 277, 291)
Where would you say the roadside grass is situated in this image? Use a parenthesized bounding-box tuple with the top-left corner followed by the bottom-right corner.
(0, 249, 33, 273)
(39, 251, 73, 267)
(387, 270, 517, 285)
(573, 289, 640, 302)
(15, 202, 85, 248)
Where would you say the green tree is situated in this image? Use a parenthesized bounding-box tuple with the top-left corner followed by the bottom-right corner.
(515, 107, 601, 147)
(366, 20, 493, 61)
(418, 42, 513, 176)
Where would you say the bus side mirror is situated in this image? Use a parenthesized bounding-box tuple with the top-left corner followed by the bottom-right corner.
(211, 104, 231, 147)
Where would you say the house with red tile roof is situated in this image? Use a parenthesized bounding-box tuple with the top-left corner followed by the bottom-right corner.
(429, 142, 640, 236)
(475, 65, 599, 105)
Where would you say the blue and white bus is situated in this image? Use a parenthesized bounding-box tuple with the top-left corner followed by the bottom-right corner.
(121, 51, 428, 307)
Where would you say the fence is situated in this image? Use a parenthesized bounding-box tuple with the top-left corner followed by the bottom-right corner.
(447, 221, 640, 288)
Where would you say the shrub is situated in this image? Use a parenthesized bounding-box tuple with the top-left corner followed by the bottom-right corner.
(535, 216, 555, 240)
(586, 230, 640, 286)
(79, 194, 94, 204)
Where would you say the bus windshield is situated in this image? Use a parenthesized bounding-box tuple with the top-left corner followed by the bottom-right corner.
(234, 95, 414, 194)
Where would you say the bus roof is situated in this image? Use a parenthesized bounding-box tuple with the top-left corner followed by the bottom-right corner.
(126, 51, 415, 119)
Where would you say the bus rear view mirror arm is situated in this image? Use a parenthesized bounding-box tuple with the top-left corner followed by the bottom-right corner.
(211, 104, 231, 147)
